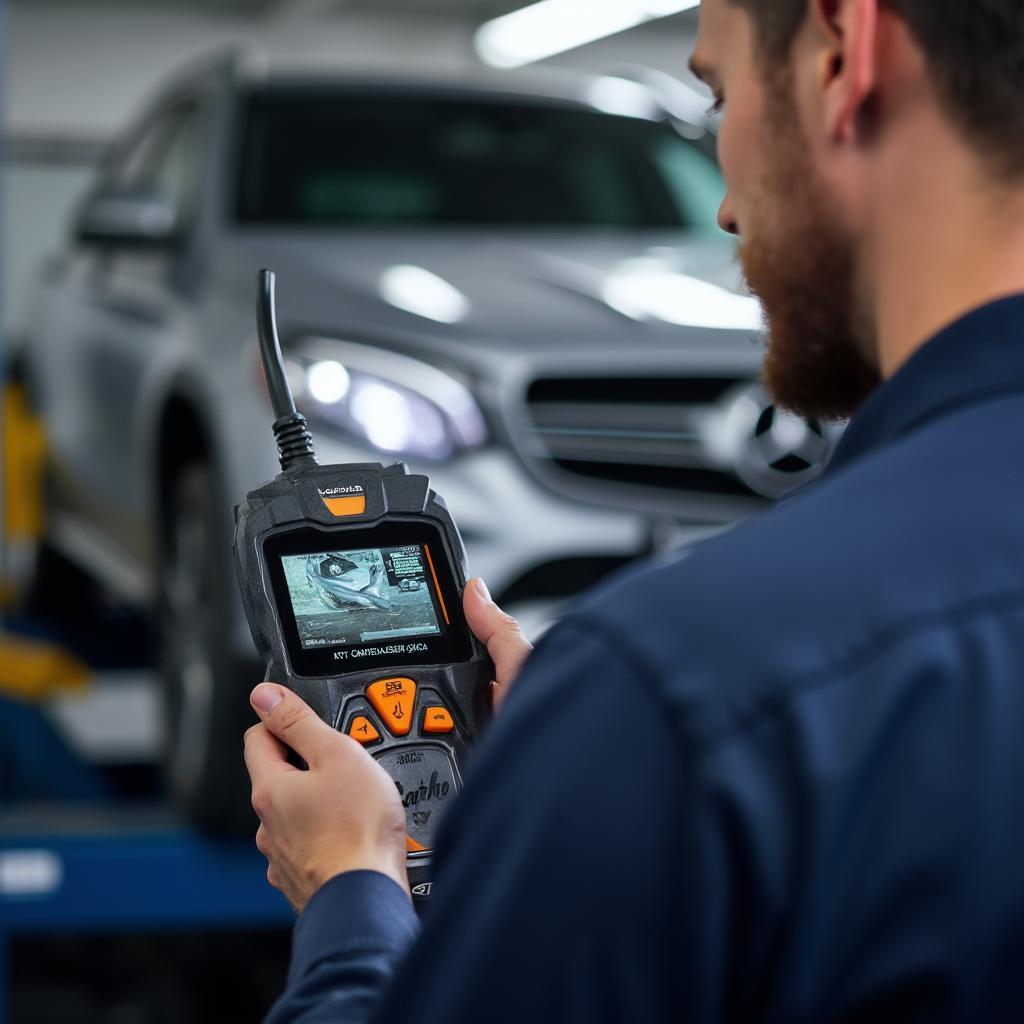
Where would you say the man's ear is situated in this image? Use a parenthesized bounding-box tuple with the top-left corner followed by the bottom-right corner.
(812, 0, 878, 144)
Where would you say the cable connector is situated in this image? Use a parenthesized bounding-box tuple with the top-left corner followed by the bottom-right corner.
(272, 413, 317, 473)
(257, 269, 318, 473)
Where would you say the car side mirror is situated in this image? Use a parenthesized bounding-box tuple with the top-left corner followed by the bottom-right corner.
(74, 186, 177, 248)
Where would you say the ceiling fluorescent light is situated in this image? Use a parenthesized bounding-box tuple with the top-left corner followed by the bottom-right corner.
(476, 0, 700, 69)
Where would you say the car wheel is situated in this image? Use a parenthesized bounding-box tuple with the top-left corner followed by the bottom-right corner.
(158, 462, 257, 833)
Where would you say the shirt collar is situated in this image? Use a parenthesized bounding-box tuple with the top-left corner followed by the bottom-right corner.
(825, 293, 1024, 476)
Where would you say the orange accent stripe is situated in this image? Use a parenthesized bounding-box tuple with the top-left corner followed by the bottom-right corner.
(406, 835, 428, 853)
(423, 544, 450, 626)
(323, 495, 366, 517)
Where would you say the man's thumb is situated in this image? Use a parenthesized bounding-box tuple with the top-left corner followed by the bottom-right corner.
(463, 578, 532, 689)
(251, 684, 336, 766)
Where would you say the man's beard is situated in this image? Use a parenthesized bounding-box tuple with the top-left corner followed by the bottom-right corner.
(738, 81, 881, 422)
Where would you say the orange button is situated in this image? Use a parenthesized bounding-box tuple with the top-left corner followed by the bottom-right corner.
(423, 706, 454, 734)
(366, 677, 417, 737)
(322, 495, 366, 517)
(347, 716, 380, 744)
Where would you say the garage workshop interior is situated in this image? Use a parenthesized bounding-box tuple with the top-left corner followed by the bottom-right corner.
(5, 0, 1024, 1021)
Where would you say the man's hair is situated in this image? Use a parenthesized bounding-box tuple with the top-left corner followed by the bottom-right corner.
(728, 0, 1024, 179)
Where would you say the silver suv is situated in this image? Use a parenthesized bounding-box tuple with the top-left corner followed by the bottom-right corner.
(24, 53, 834, 827)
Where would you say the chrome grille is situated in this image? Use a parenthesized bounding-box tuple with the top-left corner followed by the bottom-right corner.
(522, 375, 760, 502)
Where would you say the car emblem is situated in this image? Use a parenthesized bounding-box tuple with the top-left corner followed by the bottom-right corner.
(709, 383, 839, 500)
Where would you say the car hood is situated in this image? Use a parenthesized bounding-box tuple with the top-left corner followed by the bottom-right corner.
(218, 229, 763, 358)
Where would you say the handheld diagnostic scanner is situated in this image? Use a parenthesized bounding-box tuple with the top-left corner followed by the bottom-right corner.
(234, 269, 493, 900)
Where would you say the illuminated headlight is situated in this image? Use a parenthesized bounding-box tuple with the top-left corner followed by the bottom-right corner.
(280, 337, 487, 462)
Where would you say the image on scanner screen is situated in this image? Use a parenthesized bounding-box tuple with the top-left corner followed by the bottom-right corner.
(281, 544, 442, 649)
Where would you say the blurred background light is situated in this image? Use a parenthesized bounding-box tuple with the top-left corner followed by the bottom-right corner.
(349, 381, 448, 455)
(379, 265, 470, 324)
(286, 338, 489, 457)
(601, 65, 720, 136)
(586, 75, 662, 120)
(306, 359, 351, 405)
(603, 260, 764, 330)
(476, 0, 702, 68)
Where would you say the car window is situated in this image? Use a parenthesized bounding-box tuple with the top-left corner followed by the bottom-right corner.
(649, 138, 727, 229)
(105, 117, 176, 190)
(235, 95, 725, 230)
(152, 106, 205, 226)
(104, 101, 205, 228)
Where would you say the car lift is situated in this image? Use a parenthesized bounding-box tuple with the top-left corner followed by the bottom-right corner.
(0, 810, 293, 1023)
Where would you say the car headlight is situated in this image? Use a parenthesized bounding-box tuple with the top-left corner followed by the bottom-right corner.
(275, 336, 487, 462)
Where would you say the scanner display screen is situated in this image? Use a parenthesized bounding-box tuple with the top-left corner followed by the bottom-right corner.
(280, 544, 445, 651)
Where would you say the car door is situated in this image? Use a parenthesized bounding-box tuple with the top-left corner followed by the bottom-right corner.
(44, 96, 209, 565)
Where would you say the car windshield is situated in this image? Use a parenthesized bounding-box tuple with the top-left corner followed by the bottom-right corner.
(235, 93, 724, 230)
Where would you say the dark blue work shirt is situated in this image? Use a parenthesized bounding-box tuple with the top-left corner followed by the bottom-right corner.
(266, 296, 1024, 1023)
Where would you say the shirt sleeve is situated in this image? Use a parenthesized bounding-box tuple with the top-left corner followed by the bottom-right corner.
(263, 871, 420, 1024)
(265, 617, 732, 1023)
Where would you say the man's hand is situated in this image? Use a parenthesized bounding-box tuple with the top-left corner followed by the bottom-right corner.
(244, 578, 531, 912)
(463, 577, 533, 710)
(244, 684, 409, 912)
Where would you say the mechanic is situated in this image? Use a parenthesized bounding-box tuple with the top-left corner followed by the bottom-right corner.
(243, 0, 1024, 1019)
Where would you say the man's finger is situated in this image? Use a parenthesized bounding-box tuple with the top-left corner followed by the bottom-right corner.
(250, 684, 339, 768)
(463, 578, 532, 691)
(243, 721, 295, 789)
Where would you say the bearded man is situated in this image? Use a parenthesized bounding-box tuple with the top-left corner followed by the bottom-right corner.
(244, 1, 1024, 1019)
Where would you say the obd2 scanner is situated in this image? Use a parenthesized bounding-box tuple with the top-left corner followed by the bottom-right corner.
(234, 269, 493, 900)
